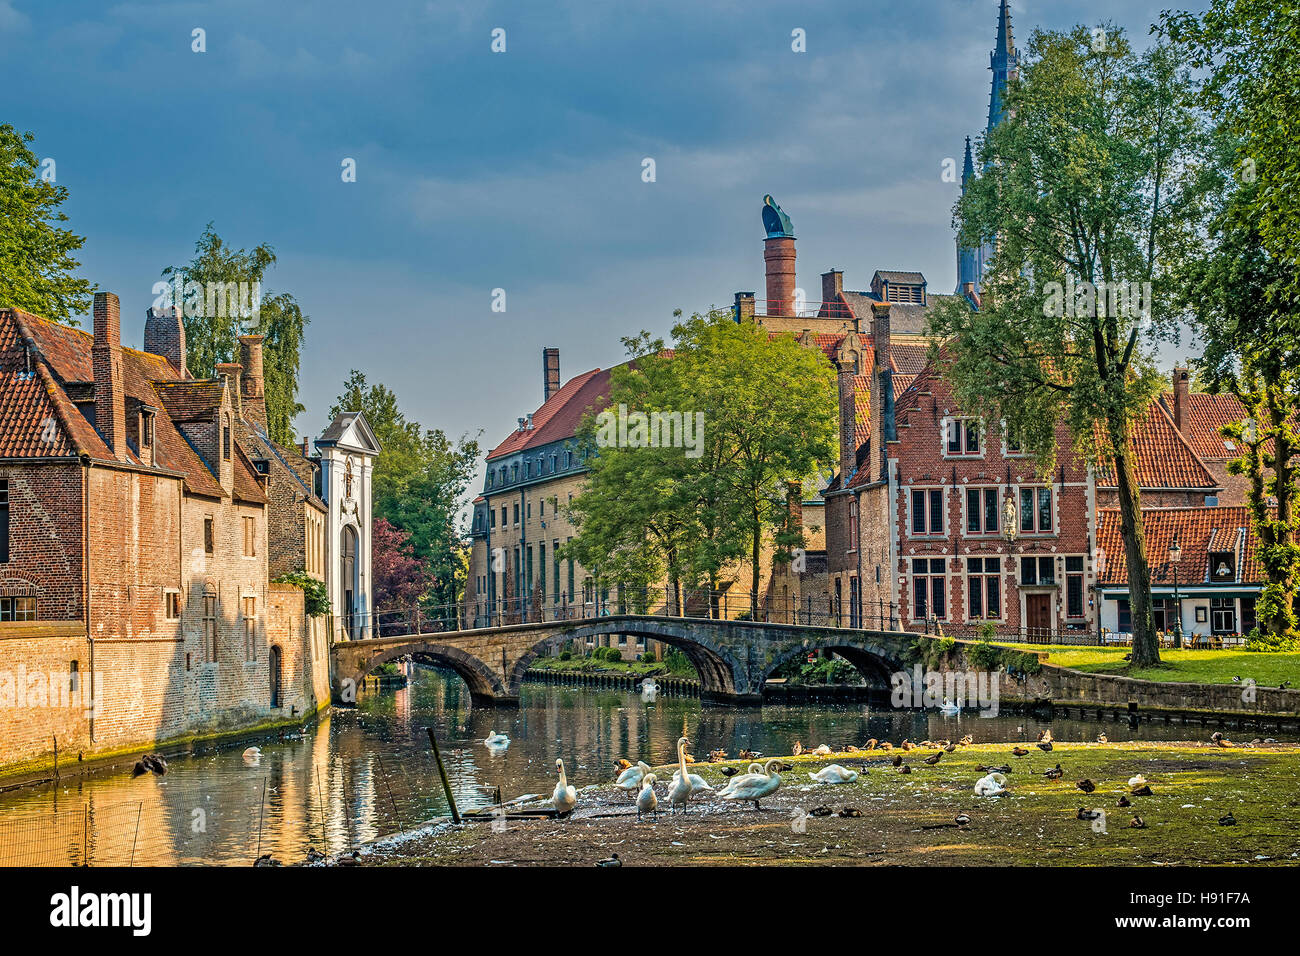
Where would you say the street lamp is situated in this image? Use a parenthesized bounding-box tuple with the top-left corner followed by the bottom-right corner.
(1169, 532, 1184, 649)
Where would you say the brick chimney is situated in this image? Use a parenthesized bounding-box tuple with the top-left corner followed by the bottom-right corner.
(837, 361, 858, 484)
(820, 269, 843, 315)
(870, 302, 894, 483)
(786, 479, 804, 534)
(216, 362, 243, 421)
(92, 292, 127, 459)
(734, 292, 756, 323)
(764, 235, 796, 316)
(1172, 366, 1190, 435)
(144, 305, 187, 378)
(543, 347, 561, 404)
(238, 335, 267, 431)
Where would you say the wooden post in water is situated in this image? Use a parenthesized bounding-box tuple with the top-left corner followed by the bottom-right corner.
(425, 726, 461, 824)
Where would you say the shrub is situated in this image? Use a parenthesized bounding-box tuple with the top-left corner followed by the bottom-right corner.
(558, 651, 572, 661)
(968, 639, 1002, 672)
(273, 571, 331, 618)
(1244, 627, 1300, 652)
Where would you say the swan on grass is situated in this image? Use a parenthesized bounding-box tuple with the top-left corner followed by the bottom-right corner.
(615, 760, 653, 797)
(717, 763, 764, 797)
(665, 736, 696, 813)
(636, 773, 659, 822)
(719, 759, 783, 810)
(808, 764, 858, 785)
(552, 758, 577, 817)
(974, 772, 1008, 797)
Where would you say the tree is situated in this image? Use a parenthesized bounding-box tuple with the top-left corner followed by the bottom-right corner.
(331, 371, 480, 615)
(372, 517, 430, 609)
(928, 26, 1204, 666)
(1163, 2, 1300, 648)
(0, 125, 92, 322)
(162, 224, 307, 445)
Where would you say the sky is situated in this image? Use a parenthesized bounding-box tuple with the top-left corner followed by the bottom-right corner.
(1, 0, 1203, 504)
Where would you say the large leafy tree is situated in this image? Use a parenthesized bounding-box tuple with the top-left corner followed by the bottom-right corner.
(162, 224, 307, 444)
(0, 125, 92, 322)
(331, 371, 480, 615)
(1163, 2, 1300, 648)
(928, 26, 1204, 666)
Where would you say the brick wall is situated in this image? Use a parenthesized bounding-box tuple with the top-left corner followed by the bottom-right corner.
(0, 463, 84, 620)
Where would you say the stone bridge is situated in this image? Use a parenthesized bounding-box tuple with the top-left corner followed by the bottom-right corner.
(330, 615, 918, 705)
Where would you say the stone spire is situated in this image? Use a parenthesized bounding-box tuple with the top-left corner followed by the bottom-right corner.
(987, 0, 1019, 135)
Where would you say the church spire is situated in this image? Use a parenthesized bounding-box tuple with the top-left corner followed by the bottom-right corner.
(987, 0, 1019, 134)
(961, 136, 974, 187)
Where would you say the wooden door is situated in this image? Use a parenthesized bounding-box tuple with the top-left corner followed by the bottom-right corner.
(1026, 594, 1052, 636)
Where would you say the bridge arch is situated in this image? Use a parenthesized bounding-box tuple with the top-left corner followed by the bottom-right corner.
(759, 638, 903, 692)
(343, 640, 510, 705)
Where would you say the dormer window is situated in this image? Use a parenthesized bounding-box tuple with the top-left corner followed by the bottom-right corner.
(1209, 551, 1236, 582)
(140, 407, 155, 449)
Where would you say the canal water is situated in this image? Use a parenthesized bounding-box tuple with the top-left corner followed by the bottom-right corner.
(0, 666, 1283, 866)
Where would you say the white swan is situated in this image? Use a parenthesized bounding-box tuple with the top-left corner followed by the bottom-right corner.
(808, 764, 858, 785)
(484, 731, 510, 747)
(670, 769, 715, 792)
(636, 773, 658, 822)
(552, 758, 577, 817)
(719, 759, 783, 810)
(615, 760, 653, 797)
(717, 762, 764, 797)
(939, 698, 960, 716)
(665, 736, 695, 813)
(1128, 774, 1148, 787)
(974, 771, 1008, 797)
(640, 678, 659, 702)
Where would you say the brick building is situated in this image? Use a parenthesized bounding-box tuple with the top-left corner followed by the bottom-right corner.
(0, 294, 329, 776)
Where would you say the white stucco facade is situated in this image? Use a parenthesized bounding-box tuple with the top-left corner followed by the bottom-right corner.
(315, 411, 381, 640)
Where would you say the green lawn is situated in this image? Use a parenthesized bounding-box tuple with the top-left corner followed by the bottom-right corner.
(993, 643, 1299, 687)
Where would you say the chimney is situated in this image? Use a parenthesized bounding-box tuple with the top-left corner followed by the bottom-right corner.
(216, 362, 243, 421)
(821, 269, 843, 315)
(786, 480, 804, 535)
(962, 281, 981, 310)
(734, 292, 756, 323)
(543, 347, 561, 403)
(238, 335, 267, 431)
(144, 305, 187, 378)
(1172, 366, 1190, 435)
(92, 292, 127, 459)
(837, 362, 858, 484)
(302, 437, 311, 458)
(870, 303, 895, 483)
(764, 236, 796, 316)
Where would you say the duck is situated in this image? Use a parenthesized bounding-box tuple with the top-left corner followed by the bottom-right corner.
(939, 698, 960, 716)
(1096, 734, 1109, 744)
(863, 739, 879, 751)
(242, 746, 262, 764)
(1012, 747, 1030, 757)
(1128, 815, 1146, 829)
(1211, 732, 1232, 748)
(808, 805, 833, 817)
(483, 731, 510, 748)
(636, 774, 658, 822)
(254, 853, 281, 867)
(924, 752, 942, 766)
(897, 764, 912, 774)
(305, 846, 326, 863)
(336, 850, 362, 867)
(718, 759, 783, 810)
(552, 758, 577, 817)
(614, 758, 633, 773)
(954, 812, 971, 826)
(595, 853, 622, 867)
(792, 741, 805, 756)
(1076, 808, 1102, 821)
(1118, 795, 1131, 808)
(1219, 812, 1237, 826)
(845, 745, 860, 753)
(878, 742, 894, 752)
(665, 737, 695, 814)
(1131, 784, 1153, 797)
(808, 764, 858, 785)
(974, 772, 1008, 797)
(891, 754, 903, 767)
(1045, 764, 1064, 780)
(141, 753, 167, 775)
(839, 807, 862, 818)
(720, 766, 740, 779)
(738, 749, 763, 760)
(1036, 741, 1054, 752)
(959, 735, 974, 747)
(708, 749, 728, 763)
(1038, 730, 1054, 743)
(900, 740, 914, 751)
(1076, 779, 1096, 794)
(615, 760, 652, 798)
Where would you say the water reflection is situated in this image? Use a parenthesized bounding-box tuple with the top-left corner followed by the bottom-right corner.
(0, 664, 1280, 866)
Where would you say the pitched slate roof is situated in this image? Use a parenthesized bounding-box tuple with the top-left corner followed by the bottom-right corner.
(873, 270, 926, 286)
(1096, 506, 1263, 586)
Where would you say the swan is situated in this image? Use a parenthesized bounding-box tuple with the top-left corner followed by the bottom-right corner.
(670, 769, 715, 792)
(1128, 774, 1147, 788)
(939, 698, 960, 716)
(552, 758, 577, 817)
(719, 759, 783, 810)
(718, 762, 764, 796)
(665, 736, 695, 813)
(808, 764, 859, 785)
(242, 746, 261, 764)
(483, 731, 510, 748)
(640, 678, 659, 702)
(636, 773, 658, 821)
(974, 772, 1008, 797)
(615, 760, 653, 797)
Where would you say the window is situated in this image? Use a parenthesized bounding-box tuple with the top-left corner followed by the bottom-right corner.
(165, 591, 181, 621)
(967, 557, 1002, 620)
(513, 503, 519, 525)
(1003, 422, 1027, 455)
(1210, 597, 1236, 634)
(1019, 556, 1056, 586)
(242, 516, 256, 557)
(69, 660, 79, 694)
(490, 508, 497, 529)
(0, 597, 35, 621)
(142, 411, 154, 448)
(911, 558, 947, 620)
(243, 596, 256, 660)
(1065, 556, 1085, 619)
(946, 418, 981, 456)
(965, 488, 1000, 535)
(204, 517, 215, 554)
(0, 479, 8, 564)
(553, 540, 561, 598)
(203, 594, 218, 662)
(524, 461, 531, 479)
(538, 543, 546, 600)
(910, 488, 945, 535)
(847, 499, 859, 550)
(1018, 487, 1053, 534)
(222, 417, 231, 461)
(500, 506, 506, 527)
(1241, 598, 1257, 635)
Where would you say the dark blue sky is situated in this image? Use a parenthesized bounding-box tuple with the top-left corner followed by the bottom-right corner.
(1, 0, 1197, 490)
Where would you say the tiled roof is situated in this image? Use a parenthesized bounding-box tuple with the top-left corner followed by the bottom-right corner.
(153, 381, 226, 423)
(1096, 506, 1263, 586)
(1095, 400, 1218, 490)
(486, 367, 613, 460)
(873, 270, 926, 285)
(1160, 391, 1249, 461)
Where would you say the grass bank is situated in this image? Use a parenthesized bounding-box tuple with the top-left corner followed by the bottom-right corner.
(993, 644, 1299, 687)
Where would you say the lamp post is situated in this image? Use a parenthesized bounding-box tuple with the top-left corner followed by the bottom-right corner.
(1169, 532, 1184, 649)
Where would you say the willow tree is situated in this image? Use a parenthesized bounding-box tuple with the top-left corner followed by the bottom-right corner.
(927, 26, 1204, 666)
(1164, 1, 1300, 648)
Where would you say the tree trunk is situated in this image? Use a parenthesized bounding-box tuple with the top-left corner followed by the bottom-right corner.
(1113, 433, 1160, 667)
(750, 502, 762, 618)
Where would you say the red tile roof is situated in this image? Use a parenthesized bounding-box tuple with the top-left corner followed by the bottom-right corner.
(1161, 391, 1249, 461)
(1096, 506, 1264, 586)
(486, 367, 613, 460)
(1094, 400, 1218, 490)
